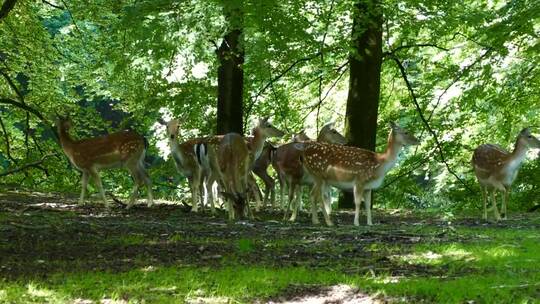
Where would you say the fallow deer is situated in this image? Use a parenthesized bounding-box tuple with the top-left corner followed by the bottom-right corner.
(302, 122, 419, 226)
(273, 122, 347, 221)
(57, 116, 153, 208)
(252, 142, 277, 208)
(210, 117, 284, 219)
(166, 119, 221, 213)
(472, 128, 540, 221)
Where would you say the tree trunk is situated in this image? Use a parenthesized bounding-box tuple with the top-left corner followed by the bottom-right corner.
(338, 0, 383, 209)
(0, 0, 18, 21)
(216, 13, 244, 135)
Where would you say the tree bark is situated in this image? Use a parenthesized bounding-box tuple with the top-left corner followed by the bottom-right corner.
(338, 0, 383, 209)
(0, 0, 17, 21)
(216, 8, 244, 135)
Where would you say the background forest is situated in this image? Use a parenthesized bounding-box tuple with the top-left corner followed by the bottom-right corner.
(0, 0, 539, 213)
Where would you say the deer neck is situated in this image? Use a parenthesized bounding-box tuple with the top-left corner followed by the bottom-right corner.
(250, 128, 266, 161)
(377, 132, 404, 175)
(58, 126, 75, 151)
(169, 136, 186, 167)
(506, 137, 529, 172)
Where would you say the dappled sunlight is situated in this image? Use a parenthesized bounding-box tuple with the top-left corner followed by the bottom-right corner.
(266, 284, 380, 304)
(393, 245, 474, 266)
(484, 245, 518, 258)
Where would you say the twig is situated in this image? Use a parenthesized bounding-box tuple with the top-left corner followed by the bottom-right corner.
(390, 54, 474, 193)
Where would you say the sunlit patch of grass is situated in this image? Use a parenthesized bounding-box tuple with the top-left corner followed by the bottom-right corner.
(0, 266, 351, 303)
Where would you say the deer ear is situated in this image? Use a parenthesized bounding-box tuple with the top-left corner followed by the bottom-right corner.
(322, 121, 335, 130)
(520, 127, 531, 135)
(389, 121, 398, 130)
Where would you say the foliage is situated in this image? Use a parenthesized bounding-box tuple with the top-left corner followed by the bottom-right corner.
(0, 0, 539, 209)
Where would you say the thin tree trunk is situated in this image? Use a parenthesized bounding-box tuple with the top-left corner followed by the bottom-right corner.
(338, 0, 383, 209)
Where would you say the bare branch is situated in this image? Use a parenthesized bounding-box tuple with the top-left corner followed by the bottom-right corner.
(390, 54, 474, 193)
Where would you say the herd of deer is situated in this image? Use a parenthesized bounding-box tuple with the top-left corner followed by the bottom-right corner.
(56, 115, 540, 226)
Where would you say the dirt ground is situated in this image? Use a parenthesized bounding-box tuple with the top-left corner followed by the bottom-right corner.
(1, 191, 537, 303)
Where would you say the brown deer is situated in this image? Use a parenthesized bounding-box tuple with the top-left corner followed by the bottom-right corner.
(57, 116, 153, 208)
(211, 117, 284, 219)
(472, 128, 540, 221)
(302, 122, 419, 226)
(166, 119, 222, 213)
(273, 122, 347, 221)
(251, 142, 277, 208)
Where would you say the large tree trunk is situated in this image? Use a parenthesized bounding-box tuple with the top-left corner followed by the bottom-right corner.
(338, 0, 383, 209)
(216, 14, 244, 135)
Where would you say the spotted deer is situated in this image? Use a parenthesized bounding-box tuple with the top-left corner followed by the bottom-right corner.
(472, 128, 540, 221)
(273, 122, 347, 221)
(210, 117, 285, 219)
(302, 122, 419, 226)
(166, 120, 223, 213)
(57, 116, 153, 208)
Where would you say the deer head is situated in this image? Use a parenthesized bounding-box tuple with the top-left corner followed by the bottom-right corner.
(255, 116, 285, 138)
(318, 122, 347, 144)
(389, 122, 420, 146)
(166, 119, 180, 140)
(517, 127, 540, 149)
(292, 130, 311, 142)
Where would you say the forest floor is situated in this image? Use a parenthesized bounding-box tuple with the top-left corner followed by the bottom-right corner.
(1, 191, 540, 303)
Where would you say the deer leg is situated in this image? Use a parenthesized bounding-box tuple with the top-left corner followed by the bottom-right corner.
(364, 190, 373, 226)
(353, 184, 364, 226)
(141, 166, 154, 207)
(480, 186, 488, 220)
(286, 181, 297, 221)
(90, 170, 109, 208)
(279, 174, 286, 210)
(501, 189, 509, 220)
(490, 190, 501, 221)
(319, 182, 333, 227)
(189, 174, 200, 212)
(322, 185, 332, 215)
(126, 167, 141, 209)
(310, 181, 321, 225)
(79, 171, 89, 205)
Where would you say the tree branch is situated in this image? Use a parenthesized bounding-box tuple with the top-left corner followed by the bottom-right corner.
(384, 43, 449, 57)
(0, 153, 56, 177)
(0, 97, 59, 140)
(0, 114, 17, 164)
(390, 54, 474, 193)
(42, 0, 64, 9)
(0, 0, 17, 21)
(245, 52, 322, 119)
(0, 68, 26, 103)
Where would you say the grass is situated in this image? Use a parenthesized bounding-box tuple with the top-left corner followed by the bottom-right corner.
(1, 191, 540, 303)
